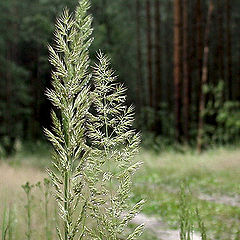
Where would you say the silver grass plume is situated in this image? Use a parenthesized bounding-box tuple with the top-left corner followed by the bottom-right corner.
(44, 0, 93, 239)
(86, 52, 145, 239)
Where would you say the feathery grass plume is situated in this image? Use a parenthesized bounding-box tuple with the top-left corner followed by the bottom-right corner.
(44, 0, 93, 239)
(86, 52, 145, 239)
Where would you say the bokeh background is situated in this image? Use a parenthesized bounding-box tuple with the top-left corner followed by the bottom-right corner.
(1, 1, 240, 240)
(0, 0, 240, 155)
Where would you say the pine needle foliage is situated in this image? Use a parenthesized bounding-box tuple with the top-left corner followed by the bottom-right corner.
(45, 0, 144, 239)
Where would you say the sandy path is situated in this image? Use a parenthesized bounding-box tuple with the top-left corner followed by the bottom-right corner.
(197, 193, 240, 207)
(132, 213, 201, 240)
(161, 184, 240, 208)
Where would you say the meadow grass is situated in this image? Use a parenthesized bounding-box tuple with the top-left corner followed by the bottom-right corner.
(1, 145, 240, 239)
(0, 162, 57, 240)
(132, 146, 240, 239)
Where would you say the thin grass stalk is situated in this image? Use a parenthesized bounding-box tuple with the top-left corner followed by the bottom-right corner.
(22, 182, 34, 240)
(1, 206, 8, 240)
(44, 179, 51, 240)
(179, 183, 193, 240)
(36, 179, 52, 240)
(196, 208, 207, 240)
(8, 206, 14, 240)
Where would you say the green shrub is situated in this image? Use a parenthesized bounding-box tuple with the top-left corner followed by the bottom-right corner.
(203, 81, 240, 144)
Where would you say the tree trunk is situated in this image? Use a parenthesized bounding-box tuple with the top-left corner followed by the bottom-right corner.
(173, 0, 182, 141)
(4, 6, 18, 156)
(188, 0, 195, 131)
(226, 0, 232, 100)
(183, 0, 190, 142)
(136, 0, 143, 111)
(196, 0, 203, 124)
(5, 43, 14, 155)
(238, 22, 240, 101)
(217, 0, 225, 83)
(197, 0, 214, 153)
(154, 0, 162, 133)
(165, 0, 173, 113)
(146, 0, 153, 108)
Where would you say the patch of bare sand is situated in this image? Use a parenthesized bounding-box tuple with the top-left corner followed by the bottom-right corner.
(160, 183, 240, 208)
(132, 213, 201, 240)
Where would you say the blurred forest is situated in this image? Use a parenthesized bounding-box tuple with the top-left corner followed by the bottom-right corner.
(0, 0, 240, 155)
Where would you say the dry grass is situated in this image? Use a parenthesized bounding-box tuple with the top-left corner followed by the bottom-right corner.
(0, 162, 46, 201)
(139, 147, 240, 175)
(133, 147, 240, 239)
(0, 162, 52, 240)
(1, 146, 240, 239)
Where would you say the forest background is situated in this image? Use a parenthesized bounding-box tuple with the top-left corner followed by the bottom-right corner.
(0, 0, 240, 155)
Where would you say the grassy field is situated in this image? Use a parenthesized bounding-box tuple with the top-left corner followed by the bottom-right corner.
(1, 144, 240, 239)
(133, 146, 240, 239)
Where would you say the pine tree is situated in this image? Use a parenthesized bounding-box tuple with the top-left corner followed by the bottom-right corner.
(146, 0, 153, 108)
(226, 0, 232, 100)
(173, 0, 182, 141)
(197, 0, 214, 153)
(183, 0, 190, 142)
(154, 0, 162, 134)
(0, 0, 31, 155)
(136, 0, 143, 110)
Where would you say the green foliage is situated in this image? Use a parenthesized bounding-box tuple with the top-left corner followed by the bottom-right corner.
(0, 0, 240, 148)
(216, 101, 240, 142)
(0, 0, 80, 154)
(204, 81, 240, 144)
(0, 60, 31, 156)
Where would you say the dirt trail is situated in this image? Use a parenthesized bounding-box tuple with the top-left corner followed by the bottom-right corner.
(161, 184, 240, 208)
(197, 193, 240, 207)
(132, 213, 201, 240)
